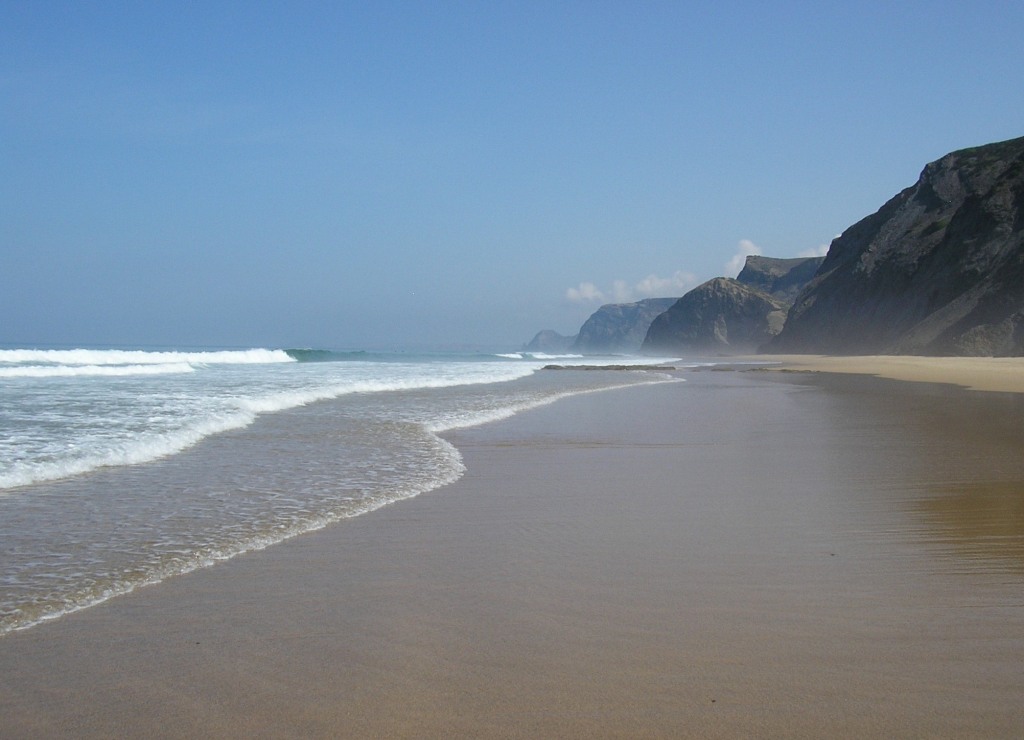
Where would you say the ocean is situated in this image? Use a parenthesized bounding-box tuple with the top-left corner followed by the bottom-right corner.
(0, 347, 683, 636)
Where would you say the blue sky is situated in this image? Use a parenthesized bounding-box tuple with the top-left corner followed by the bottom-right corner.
(2, 1, 1022, 350)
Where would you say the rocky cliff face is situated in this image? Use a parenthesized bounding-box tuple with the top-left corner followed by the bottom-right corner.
(573, 297, 678, 353)
(736, 256, 825, 303)
(638, 256, 821, 354)
(771, 136, 1024, 355)
(641, 278, 787, 354)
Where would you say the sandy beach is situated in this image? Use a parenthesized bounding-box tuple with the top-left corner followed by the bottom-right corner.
(764, 354, 1024, 393)
(1, 360, 1023, 738)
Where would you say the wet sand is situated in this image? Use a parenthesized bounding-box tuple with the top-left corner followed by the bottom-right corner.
(1, 368, 1024, 737)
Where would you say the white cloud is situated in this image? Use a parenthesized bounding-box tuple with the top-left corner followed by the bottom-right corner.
(798, 235, 839, 258)
(566, 281, 605, 303)
(798, 244, 829, 258)
(634, 270, 698, 297)
(611, 280, 633, 303)
(725, 239, 761, 277)
(565, 271, 698, 305)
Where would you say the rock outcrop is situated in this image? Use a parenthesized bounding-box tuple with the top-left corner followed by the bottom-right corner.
(736, 256, 825, 303)
(771, 136, 1024, 355)
(572, 297, 678, 354)
(523, 329, 577, 353)
(641, 278, 787, 354)
(637, 256, 822, 354)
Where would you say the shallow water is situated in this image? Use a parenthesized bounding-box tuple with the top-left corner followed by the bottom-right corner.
(0, 349, 683, 635)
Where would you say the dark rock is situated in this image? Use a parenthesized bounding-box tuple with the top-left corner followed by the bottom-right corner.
(572, 297, 679, 353)
(641, 278, 788, 354)
(736, 256, 825, 304)
(636, 256, 823, 355)
(770, 136, 1024, 355)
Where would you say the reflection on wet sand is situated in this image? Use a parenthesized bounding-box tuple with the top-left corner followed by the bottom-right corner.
(917, 481, 1024, 572)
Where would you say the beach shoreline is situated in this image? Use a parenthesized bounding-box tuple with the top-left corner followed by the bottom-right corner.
(754, 353, 1024, 394)
(1, 365, 1022, 737)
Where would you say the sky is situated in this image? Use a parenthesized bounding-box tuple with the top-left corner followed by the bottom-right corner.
(2, 1, 1023, 351)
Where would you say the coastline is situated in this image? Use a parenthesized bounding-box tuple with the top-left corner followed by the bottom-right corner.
(758, 353, 1024, 393)
(1, 366, 1023, 736)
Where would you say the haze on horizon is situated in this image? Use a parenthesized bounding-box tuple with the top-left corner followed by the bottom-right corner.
(2, 2, 1022, 351)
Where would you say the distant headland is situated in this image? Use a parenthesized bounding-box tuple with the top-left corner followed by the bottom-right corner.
(527, 135, 1024, 357)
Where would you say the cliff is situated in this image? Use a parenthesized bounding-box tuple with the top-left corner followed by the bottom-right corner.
(573, 297, 678, 353)
(641, 278, 788, 354)
(639, 256, 821, 354)
(771, 136, 1024, 355)
(524, 329, 577, 353)
(736, 256, 825, 303)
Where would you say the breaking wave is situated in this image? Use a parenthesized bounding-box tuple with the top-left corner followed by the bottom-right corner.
(0, 348, 294, 380)
(0, 348, 295, 366)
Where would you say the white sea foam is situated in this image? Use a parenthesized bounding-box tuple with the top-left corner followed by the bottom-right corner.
(0, 409, 255, 490)
(1, 354, 678, 493)
(0, 349, 691, 637)
(427, 376, 683, 433)
(0, 363, 196, 378)
(0, 356, 540, 490)
(0, 348, 294, 366)
(1, 426, 468, 637)
(3, 355, 668, 491)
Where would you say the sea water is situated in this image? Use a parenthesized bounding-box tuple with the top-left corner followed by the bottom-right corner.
(0, 347, 682, 635)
